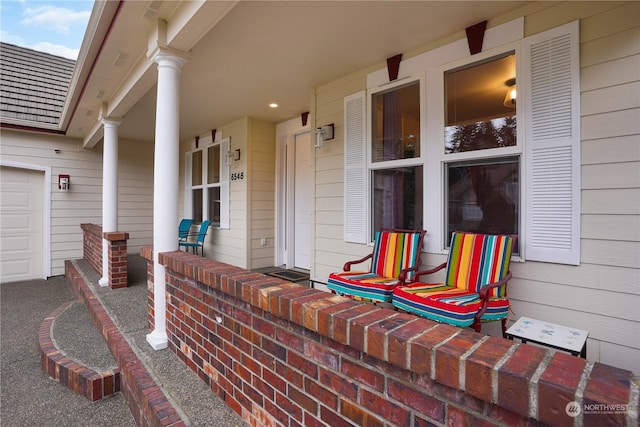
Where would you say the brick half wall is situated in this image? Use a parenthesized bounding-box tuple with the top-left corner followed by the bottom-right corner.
(81, 223, 103, 275)
(80, 223, 129, 289)
(144, 248, 639, 427)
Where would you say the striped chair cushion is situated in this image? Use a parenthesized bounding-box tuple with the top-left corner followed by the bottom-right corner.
(371, 230, 423, 282)
(445, 232, 513, 297)
(392, 283, 510, 327)
(326, 272, 398, 303)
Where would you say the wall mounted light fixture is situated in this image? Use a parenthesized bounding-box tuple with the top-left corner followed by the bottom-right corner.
(226, 148, 241, 164)
(503, 78, 516, 108)
(314, 124, 335, 148)
(58, 174, 70, 191)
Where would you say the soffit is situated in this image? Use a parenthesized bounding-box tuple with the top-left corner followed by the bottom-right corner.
(66, 0, 181, 137)
(70, 1, 532, 143)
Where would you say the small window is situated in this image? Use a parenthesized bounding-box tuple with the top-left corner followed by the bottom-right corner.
(445, 158, 519, 253)
(444, 53, 516, 154)
(207, 145, 220, 184)
(372, 166, 423, 231)
(186, 137, 230, 228)
(371, 81, 421, 162)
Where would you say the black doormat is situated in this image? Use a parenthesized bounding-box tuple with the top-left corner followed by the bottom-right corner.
(264, 269, 310, 283)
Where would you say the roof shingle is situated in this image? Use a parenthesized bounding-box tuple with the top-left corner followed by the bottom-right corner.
(0, 42, 75, 126)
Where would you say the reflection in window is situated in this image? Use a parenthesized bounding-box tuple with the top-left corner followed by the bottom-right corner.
(207, 145, 220, 184)
(443, 52, 519, 252)
(192, 150, 202, 185)
(208, 187, 221, 225)
(371, 81, 420, 162)
(372, 166, 423, 232)
(445, 53, 516, 154)
(445, 159, 519, 253)
(192, 188, 203, 223)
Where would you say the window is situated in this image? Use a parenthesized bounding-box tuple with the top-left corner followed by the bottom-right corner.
(345, 20, 579, 263)
(372, 166, 423, 232)
(445, 158, 519, 241)
(443, 53, 519, 252)
(186, 137, 230, 228)
(369, 80, 423, 235)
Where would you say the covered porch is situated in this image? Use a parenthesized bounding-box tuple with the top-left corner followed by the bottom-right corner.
(56, 238, 639, 426)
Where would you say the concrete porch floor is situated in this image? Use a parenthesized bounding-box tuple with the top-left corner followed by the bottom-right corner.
(1, 255, 248, 426)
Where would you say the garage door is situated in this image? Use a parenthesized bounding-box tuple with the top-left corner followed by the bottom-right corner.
(0, 166, 44, 282)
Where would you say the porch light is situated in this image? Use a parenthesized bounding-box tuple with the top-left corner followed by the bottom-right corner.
(503, 78, 516, 107)
(314, 123, 334, 149)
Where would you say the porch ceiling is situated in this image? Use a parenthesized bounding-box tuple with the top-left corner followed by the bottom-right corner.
(67, 1, 534, 144)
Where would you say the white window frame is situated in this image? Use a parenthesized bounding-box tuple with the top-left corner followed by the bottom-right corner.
(347, 17, 580, 265)
(436, 45, 524, 258)
(185, 136, 230, 229)
(366, 75, 427, 243)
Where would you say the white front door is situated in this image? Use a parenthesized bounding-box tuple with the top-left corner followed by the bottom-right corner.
(275, 118, 312, 270)
(0, 166, 45, 282)
(293, 132, 312, 269)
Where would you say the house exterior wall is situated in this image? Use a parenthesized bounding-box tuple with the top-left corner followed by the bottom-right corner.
(311, 1, 640, 374)
(209, 117, 249, 268)
(182, 117, 275, 269)
(116, 140, 154, 252)
(313, 72, 373, 278)
(247, 118, 276, 270)
(0, 130, 153, 277)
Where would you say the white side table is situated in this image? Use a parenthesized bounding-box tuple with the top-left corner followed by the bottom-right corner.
(505, 317, 589, 358)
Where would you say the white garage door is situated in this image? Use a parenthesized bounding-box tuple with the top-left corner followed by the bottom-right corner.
(0, 166, 45, 282)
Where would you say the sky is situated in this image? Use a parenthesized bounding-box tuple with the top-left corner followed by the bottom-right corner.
(0, 0, 94, 60)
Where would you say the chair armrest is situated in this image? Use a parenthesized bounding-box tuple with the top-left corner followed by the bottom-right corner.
(398, 264, 421, 285)
(343, 253, 373, 271)
(413, 262, 447, 281)
(478, 271, 512, 300)
(475, 271, 512, 331)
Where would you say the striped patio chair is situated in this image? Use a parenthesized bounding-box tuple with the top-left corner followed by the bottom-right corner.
(327, 229, 426, 303)
(392, 232, 513, 335)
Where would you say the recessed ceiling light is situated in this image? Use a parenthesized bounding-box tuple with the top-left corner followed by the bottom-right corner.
(269, 103, 278, 108)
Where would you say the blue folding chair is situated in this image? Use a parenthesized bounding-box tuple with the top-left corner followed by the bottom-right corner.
(178, 219, 193, 244)
(179, 220, 211, 256)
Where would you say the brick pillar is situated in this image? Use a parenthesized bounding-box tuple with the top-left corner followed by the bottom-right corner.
(103, 231, 129, 289)
(140, 246, 155, 329)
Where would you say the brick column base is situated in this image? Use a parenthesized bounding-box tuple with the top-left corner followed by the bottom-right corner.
(104, 231, 129, 289)
(80, 224, 130, 289)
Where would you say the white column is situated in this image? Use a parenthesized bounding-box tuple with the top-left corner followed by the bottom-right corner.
(146, 49, 188, 350)
(99, 118, 121, 287)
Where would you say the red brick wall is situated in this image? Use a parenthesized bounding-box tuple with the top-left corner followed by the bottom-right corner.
(146, 248, 638, 427)
(80, 224, 129, 289)
(81, 223, 102, 274)
(104, 232, 129, 289)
